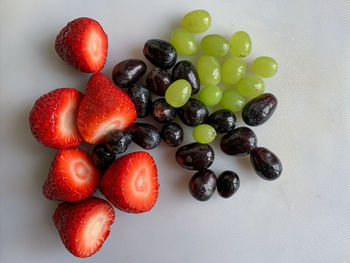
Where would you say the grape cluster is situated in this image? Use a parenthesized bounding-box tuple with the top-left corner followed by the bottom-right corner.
(94, 9, 282, 202)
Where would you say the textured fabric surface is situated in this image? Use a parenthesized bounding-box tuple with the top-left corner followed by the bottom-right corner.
(0, 0, 349, 262)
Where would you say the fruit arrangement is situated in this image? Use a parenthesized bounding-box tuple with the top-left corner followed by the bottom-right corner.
(29, 10, 282, 258)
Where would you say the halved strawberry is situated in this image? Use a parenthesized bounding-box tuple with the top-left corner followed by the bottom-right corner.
(77, 73, 136, 144)
(55, 17, 108, 73)
(100, 151, 159, 213)
(29, 88, 83, 149)
(43, 148, 100, 202)
(53, 197, 115, 258)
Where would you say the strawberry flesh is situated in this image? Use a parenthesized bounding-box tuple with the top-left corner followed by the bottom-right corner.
(43, 148, 100, 202)
(53, 197, 115, 258)
(55, 17, 108, 73)
(100, 151, 159, 213)
(29, 88, 83, 149)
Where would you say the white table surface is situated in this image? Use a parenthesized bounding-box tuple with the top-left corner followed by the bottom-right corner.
(1, 0, 350, 262)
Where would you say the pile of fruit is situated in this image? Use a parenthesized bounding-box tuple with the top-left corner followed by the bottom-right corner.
(29, 9, 282, 258)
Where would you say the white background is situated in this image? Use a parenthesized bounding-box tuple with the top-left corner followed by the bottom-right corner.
(1, 0, 350, 262)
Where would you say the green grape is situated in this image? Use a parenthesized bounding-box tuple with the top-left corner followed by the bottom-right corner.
(221, 57, 246, 85)
(192, 124, 216, 144)
(237, 76, 265, 97)
(201, 34, 230, 57)
(165, 79, 191, 107)
(252, 56, 278, 77)
(199, 84, 222, 106)
(230, 31, 252, 57)
(181, 9, 211, 33)
(197, 55, 221, 85)
(221, 89, 245, 112)
(170, 28, 197, 56)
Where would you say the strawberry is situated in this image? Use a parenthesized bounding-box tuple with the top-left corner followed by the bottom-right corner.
(77, 73, 136, 144)
(43, 148, 100, 202)
(29, 88, 83, 149)
(100, 151, 159, 213)
(55, 17, 108, 73)
(53, 197, 115, 258)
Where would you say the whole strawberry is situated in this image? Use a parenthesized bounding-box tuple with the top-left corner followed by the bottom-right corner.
(53, 197, 115, 258)
(29, 88, 83, 149)
(77, 73, 137, 144)
(55, 17, 108, 73)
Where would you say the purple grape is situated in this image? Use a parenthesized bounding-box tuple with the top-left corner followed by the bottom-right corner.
(178, 98, 209, 127)
(188, 169, 217, 201)
(176, 142, 214, 170)
(146, 68, 172, 96)
(242, 93, 277, 126)
(172, 60, 200, 95)
(112, 59, 146, 88)
(128, 123, 161, 149)
(220, 127, 257, 156)
(160, 122, 183, 147)
(151, 98, 176, 123)
(206, 109, 236, 134)
(92, 143, 116, 170)
(250, 147, 282, 180)
(106, 130, 132, 154)
(127, 83, 152, 118)
(143, 39, 177, 69)
(217, 171, 240, 198)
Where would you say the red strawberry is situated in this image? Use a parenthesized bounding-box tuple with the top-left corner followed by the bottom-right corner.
(100, 151, 159, 213)
(29, 88, 83, 149)
(55, 17, 108, 73)
(78, 73, 136, 144)
(43, 148, 100, 202)
(53, 197, 115, 258)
